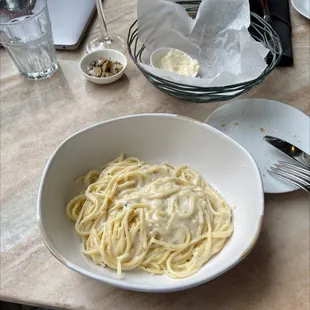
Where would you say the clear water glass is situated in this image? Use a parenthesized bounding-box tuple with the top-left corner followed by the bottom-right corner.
(0, 0, 58, 79)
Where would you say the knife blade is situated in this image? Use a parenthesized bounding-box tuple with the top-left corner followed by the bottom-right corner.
(264, 135, 310, 168)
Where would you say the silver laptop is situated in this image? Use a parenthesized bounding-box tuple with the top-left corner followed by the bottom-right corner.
(48, 0, 96, 50)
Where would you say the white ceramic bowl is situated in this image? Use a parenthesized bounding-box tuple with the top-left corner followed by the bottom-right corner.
(38, 114, 264, 292)
(150, 47, 199, 77)
(79, 49, 127, 84)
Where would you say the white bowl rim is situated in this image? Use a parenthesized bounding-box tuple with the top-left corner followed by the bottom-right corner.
(150, 47, 175, 67)
(79, 49, 127, 80)
(37, 113, 264, 292)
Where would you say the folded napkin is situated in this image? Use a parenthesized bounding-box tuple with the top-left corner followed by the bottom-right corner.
(249, 0, 293, 66)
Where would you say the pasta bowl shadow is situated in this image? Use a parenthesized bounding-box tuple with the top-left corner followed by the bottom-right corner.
(37, 113, 264, 292)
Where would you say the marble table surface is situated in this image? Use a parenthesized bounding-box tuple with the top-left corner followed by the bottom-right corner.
(1, 1, 309, 309)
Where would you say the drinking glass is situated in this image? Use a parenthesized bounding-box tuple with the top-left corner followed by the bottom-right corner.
(86, 0, 126, 54)
(0, 0, 58, 79)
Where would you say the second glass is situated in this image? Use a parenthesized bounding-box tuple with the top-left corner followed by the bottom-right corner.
(86, 0, 126, 54)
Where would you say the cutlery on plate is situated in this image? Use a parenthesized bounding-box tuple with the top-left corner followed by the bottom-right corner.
(264, 135, 310, 168)
(267, 161, 310, 193)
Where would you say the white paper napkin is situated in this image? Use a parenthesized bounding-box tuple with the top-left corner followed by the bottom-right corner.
(137, 0, 270, 87)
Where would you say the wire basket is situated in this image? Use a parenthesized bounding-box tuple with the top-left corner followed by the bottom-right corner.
(127, 1, 282, 103)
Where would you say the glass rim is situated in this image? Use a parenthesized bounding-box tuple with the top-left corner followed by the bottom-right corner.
(0, 0, 47, 26)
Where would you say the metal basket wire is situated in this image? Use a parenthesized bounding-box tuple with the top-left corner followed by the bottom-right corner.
(127, 1, 282, 103)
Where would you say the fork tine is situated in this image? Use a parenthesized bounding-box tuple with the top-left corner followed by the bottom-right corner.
(270, 166, 310, 187)
(268, 160, 310, 193)
(267, 169, 310, 193)
(274, 163, 310, 179)
(277, 160, 310, 175)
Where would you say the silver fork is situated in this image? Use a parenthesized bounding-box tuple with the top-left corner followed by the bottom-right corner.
(267, 161, 310, 193)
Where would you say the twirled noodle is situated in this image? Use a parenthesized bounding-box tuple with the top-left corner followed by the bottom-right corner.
(66, 154, 233, 279)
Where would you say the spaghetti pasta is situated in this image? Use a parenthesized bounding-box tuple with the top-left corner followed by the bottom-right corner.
(66, 154, 233, 279)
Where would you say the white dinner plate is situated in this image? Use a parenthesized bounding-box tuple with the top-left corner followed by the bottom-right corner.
(205, 98, 310, 194)
(291, 0, 310, 19)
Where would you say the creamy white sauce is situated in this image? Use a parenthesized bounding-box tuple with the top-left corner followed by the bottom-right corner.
(115, 172, 207, 245)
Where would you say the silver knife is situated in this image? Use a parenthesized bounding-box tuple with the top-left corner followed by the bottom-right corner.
(264, 135, 310, 168)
